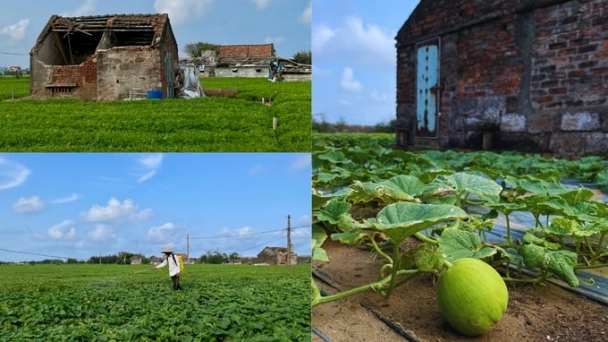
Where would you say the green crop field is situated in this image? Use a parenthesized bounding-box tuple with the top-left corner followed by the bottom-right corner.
(0, 77, 311, 152)
(0, 263, 310, 342)
(0, 76, 29, 101)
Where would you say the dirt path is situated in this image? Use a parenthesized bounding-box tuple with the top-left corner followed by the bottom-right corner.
(312, 240, 608, 342)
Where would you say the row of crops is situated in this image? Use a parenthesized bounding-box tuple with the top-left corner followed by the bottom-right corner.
(312, 134, 608, 335)
(0, 78, 310, 152)
(0, 264, 310, 342)
(0, 76, 29, 101)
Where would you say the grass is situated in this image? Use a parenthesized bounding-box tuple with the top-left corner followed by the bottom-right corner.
(0, 77, 311, 152)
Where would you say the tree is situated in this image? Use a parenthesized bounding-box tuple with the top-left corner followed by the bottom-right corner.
(292, 50, 311, 65)
(183, 42, 219, 57)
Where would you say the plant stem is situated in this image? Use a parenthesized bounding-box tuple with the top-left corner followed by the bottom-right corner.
(443, 259, 453, 269)
(369, 235, 393, 264)
(312, 269, 420, 306)
(575, 262, 608, 270)
(414, 232, 438, 245)
(502, 276, 545, 283)
(312, 278, 389, 306)
(382, 246, 402, 299)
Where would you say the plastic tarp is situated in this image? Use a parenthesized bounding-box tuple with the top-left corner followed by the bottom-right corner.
(179, 64, 204, 99)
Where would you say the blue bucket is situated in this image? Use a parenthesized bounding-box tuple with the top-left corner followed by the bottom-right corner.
(147, 90, 163, 99)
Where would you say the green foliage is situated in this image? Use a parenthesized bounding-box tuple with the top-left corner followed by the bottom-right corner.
(0, 76, 29, 101)
(291, 50, 312, 65)
(0, 78, 311, 152)
(312, 134, 608, 307)
(0, 264, 310, 341)
(183, 42, 219, 57)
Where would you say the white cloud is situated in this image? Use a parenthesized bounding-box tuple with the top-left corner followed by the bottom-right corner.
(53, 193, 79, 204)
(147, 222, 175, 243)
(340, 67, 363, 92)
(264, 36, 285, 44)
(136, 154, 163, 183)
(0, 157, 30, 190)
(289, 154, 311, 171)
(47, 220, 77, 240)
(312, 25, 335, 51)
(154, 0, 214, 25)
(87, 224, 115, 242)
(312, 16, 395, 66)
(0, 19, 29, 41)
(131, 208, 154, 224)
(299, 1, 311, 24)
(251, 0, 271, 9)
(371, 91, 390, 102)
(12, 196, 45, 214)
(80, 198, 136, 222)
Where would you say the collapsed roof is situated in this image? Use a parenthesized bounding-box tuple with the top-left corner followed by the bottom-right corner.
(32, 13, 174, 66)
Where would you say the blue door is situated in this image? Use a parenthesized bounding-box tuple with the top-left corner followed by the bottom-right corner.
(415, 38, 440, 138)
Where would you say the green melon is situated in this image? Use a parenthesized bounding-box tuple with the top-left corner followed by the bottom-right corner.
(436, 258, 508, 336)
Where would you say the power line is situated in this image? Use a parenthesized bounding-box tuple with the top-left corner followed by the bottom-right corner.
(0, 247, 70, 260)
(190, 224, 310, 240)
(0, 52, 28, 56)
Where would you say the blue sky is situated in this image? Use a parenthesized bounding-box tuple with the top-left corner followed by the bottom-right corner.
(312, 0, 420, 125)
(0, 153, 311, 262)
(0, 0, 311, 68)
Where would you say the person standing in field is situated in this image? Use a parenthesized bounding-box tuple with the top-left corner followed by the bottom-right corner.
(154, 247, 182, 290)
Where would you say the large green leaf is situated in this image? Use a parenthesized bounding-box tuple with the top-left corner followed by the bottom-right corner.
(314, 198, 351, 225)
(312, 224, 329, 262)
(423, 172, 502, 202)
(438, 229, 497, 262)
(372, 202, 468, 244)
(506, 175, 569, 196)
(347, 181, 384, 204)
(522, 232, 561, 250)
(519, 244, 579, 287)
(379, 175, 426, 200)
(551, 217, 604, 238)
(594, 170, 608, 191)
(316, 150, 351, 164)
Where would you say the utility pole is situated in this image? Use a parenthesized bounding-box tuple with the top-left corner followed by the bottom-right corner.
(287, 215, 292, 267)
(187, 234, 190, 265)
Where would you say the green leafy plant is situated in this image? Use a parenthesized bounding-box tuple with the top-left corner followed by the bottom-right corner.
(312, 138, 608, 318)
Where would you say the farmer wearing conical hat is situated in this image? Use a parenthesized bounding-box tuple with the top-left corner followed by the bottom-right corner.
(154, 247, 182, 290)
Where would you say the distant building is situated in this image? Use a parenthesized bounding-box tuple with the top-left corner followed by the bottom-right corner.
(179, 43, 311, 81)
(129, 256, 142, 265)
(256, 246, 297, 265)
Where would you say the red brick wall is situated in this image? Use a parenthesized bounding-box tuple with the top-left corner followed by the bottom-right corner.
(396, 0, 608, 157)
(49, 56, 97, 101)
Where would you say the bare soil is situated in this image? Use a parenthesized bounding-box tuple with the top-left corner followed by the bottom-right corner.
(312, 239, 608, 342)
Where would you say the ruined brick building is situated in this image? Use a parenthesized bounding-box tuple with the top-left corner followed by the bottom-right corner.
(30, 14, 178, 101)
(395, 0, 608, 157)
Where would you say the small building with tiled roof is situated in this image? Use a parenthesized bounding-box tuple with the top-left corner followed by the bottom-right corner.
(30, 13, 179, 101)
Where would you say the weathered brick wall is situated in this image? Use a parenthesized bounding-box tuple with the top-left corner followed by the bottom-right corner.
(396, 0, 608, 157)
(96, 47, 163, 101)
(49, 57, 97, 100)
